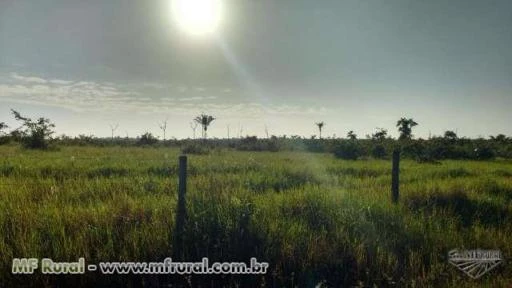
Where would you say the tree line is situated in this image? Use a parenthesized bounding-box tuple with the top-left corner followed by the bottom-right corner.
(1, 110, 511, 161)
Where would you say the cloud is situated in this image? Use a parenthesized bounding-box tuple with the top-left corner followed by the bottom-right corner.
(49, 79, 74, 85)
(177, 96, 217, 102)
(10, 73, 47, 84)
(0, 72, 331, 119)
(142, 82, 171, 89)
(0, 74, 139, 112)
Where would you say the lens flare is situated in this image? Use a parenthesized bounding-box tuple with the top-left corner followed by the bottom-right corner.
(171, 0, 222, 36)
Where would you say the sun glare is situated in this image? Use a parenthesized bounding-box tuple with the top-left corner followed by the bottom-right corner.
(171, 0, 222, 36)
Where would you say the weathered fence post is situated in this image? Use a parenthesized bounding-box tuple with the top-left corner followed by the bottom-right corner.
(391, 149, 400, 203)
(173, 155, 187, 260)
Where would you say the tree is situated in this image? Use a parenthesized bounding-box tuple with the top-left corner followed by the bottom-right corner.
(347, 130, 357, 140)
(315, 122, 325, 139)
(190, 122, 198, 139)
(138, 132, 158, 146)
(444, 130, 458, 141)
(490, 134, 507, 143)
(159, 118, 168, 141)
(109, 123, 119, 140)
(194, 114, 215, 139)
(0, 122, 9, 145)
(371, 128, 388, 141)
(396, 118, 418, 140)
(11, 109, 55, 149)
(0, 122, 8, 135)
(333, 141, 361, 160)
(238, 123, 243, 139)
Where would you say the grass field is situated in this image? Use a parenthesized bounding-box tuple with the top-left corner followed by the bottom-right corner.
(1, 145, 511, 287)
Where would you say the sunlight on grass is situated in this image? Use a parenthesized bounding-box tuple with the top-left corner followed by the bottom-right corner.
(0, 146, 511, 286)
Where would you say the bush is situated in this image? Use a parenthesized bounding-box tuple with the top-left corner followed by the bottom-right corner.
(0, 136, 10, 145)
(237, 136, 262, 151)
(267, 138, 280, 152)
(236, 136, 282, 152)
(401, 141, 425, 159)
(11, 110, 55, 150)
(0, 122, 9, 145)
(474, 146, 495, 160)
(137, 132, 158, 146)
(333, 141, 362, 160)
(181, 143, 210, 155)
(371, 144, 387, 159)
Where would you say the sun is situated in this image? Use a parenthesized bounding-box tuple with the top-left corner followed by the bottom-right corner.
(171, 0, 222, 36)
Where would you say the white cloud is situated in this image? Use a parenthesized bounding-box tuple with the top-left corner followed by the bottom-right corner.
(142, 82, 170, 89)
(10, 73, 47, 84)
(49, 79, 74, 85)
(177, 96, 217, 102)
(0, 72, 330, 120)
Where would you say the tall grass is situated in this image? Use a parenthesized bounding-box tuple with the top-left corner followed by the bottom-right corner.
(0, 146, 511, 287)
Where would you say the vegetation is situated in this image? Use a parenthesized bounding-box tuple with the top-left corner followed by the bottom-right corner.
(316, 121, 325, 139)
(0, 122, 9, 145)
(397, 118, 418, 140)
(0, 146, 511, 287)
(333, 140, 362, 160)
(10, 109, 55, 149)
(1, 111, 510, 162)
(1, 110, 512, 286)
(194, 114, 216, 139)
(347, 130, 357, 140)
(371, 128, 388, 141)
(159, 118, 168, 141)
(0, 122, 7, 134)
(137, 132, 159, 146)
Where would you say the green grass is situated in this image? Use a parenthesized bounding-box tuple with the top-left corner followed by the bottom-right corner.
(0, 146, 511, 287)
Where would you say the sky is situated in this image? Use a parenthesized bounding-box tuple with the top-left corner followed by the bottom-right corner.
(0, 0, 511, 139)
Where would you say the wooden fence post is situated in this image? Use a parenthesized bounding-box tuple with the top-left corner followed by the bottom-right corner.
(391, 149, 400, 203)
(173, 155, 187, 260)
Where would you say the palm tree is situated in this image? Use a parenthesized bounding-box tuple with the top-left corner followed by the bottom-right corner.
(347, 130, 357, 140)
(194, 114, 216, 139)
(396, 118, 418, 140)
(315, 122, 325, 139)
(490, 134, 507, 142)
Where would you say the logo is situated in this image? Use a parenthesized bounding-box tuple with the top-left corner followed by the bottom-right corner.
(448, 249, 503, 279)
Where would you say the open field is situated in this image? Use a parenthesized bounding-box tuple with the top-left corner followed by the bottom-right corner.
(1, 145, 511, 287)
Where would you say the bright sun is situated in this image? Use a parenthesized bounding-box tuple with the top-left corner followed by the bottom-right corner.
(171, 0, 222, 36)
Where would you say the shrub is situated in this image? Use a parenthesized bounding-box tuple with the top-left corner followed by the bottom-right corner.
(181, 143, 210, 155)
(371, 144, 387, 159)
(137, 132, 158, 146)
(0, 136, 10, 145)
(0, 122, 9, 145)
(11, 109, 55, 149)
(333, 141, 362, 160)
(474, 146, 495, 160)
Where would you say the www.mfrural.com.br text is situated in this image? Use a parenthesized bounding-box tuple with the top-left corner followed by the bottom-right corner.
(12, 257, 269, 275)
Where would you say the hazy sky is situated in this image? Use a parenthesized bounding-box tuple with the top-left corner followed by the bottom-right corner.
(1, 0, 511, 139)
